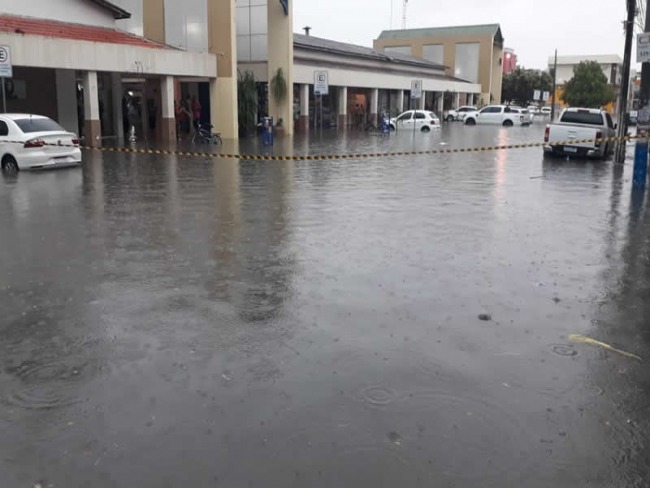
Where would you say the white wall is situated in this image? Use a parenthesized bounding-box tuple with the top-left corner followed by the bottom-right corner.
(0, 0, 115, 27)
(114, 0, 144, 37)
(1, 31, 217, 77)
(294, 62, 481, 94)
(555, 63, 621, 85)
(55, 69, 79, 134)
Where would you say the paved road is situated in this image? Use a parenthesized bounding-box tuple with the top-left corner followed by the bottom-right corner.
(1, 123, 649, 487)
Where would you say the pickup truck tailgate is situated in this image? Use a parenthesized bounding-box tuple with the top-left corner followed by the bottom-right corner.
(549, 126, 598, 148)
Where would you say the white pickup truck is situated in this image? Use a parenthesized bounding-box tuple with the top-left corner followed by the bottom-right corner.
(543, 108, 616, 159)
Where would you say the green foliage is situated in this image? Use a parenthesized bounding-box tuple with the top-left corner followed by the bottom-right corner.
(270, 68, 288, 105)
(561, 61, 615, 108)
(501, 67, 553, 106)
(237, 70, 257, 136)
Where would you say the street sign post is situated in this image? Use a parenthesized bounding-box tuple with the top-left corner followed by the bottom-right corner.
(542, 91, 550, 102)
(410, 79, 423, 99)
(0, 45, 12, 113)
(533, 90, 541, 101)
(314, 71, 329, 96)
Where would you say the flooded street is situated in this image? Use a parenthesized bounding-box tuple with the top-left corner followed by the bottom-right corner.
(1, 123, 650, 487)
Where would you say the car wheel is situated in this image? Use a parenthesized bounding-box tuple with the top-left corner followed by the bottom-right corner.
(446, 115, 454, 122)
(421, 126, 431, 133)
(503, 120, 514, 127)
(465, 118, 476, 126)
(1, 155, 19, 174)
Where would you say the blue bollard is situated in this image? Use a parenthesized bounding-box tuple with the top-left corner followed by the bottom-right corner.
(633, 139, 648, 189)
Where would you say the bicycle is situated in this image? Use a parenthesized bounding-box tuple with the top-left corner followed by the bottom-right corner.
(192, 123, 222, 145)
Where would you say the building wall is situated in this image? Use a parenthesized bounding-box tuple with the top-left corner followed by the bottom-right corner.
(113, 0, 144, 36)
(374, 34, 502, 103)
(554, 63, 621, 85)
(0, 0, 116, 27)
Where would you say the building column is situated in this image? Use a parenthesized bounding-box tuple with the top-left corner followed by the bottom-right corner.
(369, 88, 379, 126)
(396, 89, 404, 114)
(111, 73, 124, 145)
(83, 71, 101, 144)
(160, 75, 176, 143)
(55, 69, 79, 136)
(454, 92, 461, 109)
(436, 93, 444, 116)
(338, 86, 348, 129)
(418, 93, 425, 110)
(267, 0, 294, 136)
(298, 83, 309, 133)
(468, 93, 474, 106)
(208, 0, 238, 140)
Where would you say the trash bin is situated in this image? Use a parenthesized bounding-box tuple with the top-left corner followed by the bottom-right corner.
(262, 117, 274, 146)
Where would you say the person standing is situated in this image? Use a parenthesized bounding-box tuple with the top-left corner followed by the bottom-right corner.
(191, 96, 202, 133)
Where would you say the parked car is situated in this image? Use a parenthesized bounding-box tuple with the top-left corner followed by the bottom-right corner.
(444, 106, 477, 122)
(543, 107, 616, 159)
(509, 106, 533, 125)
(541, 107, 552, 116)
(527, 105, 540, 115)
(463, 105, 531, 127)
(389, 110, 441, 132)
(0, 114, 81, 172)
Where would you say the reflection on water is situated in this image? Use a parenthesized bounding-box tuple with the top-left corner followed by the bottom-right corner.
(1, 126, 650, 486)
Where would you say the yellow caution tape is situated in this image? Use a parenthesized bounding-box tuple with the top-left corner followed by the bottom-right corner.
(569, 334, 642, 361)
(1, 134, 644, 162)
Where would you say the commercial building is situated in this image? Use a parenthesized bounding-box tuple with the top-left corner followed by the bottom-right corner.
(503, 48, 517, 74)
(547, 54, 623, 114)
(0, 0, 481, 142)
(373, 24, 505, 105)
(0, 0, 218, 144)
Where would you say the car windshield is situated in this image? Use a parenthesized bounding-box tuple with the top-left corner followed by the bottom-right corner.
(14, 117, 65, 133)
(560, 111, 604, 125)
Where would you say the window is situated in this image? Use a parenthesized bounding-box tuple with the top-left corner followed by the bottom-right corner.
(605, 113, 614, 129)
(397, 112, 412, 121)
(14, 118, 64, 133)
(560, 111, 605, 126)
(414, 112, 426, 119)
(0, 121, 8, 136)
(454, 43, 480, 83)
(480, 106, 502, 114)
(422, 44, 444, 64)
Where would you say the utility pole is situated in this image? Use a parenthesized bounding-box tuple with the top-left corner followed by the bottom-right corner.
(615, 0, 636, 163)
(640, 0, 650, 106)
(551, 49, 558, 122)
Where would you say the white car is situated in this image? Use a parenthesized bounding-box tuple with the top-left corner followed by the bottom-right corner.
(390, 110, 441, 132)
(0, 114, 81, 172)
(463, 105, 531, 127)
(509, 106, 533, 125)
(527, 105, 540, 115)
(445, 106, 477, 122)
(541, 107, 552, 116)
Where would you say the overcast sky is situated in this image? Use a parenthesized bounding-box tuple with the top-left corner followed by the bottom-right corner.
(294, 0, 632, 69)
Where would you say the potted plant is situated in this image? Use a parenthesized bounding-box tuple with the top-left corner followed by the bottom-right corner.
(270, 68, 287, 136)
(237, 70, 258, 138)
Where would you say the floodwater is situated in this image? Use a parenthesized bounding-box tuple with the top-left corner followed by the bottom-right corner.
(1, 122, 650, 487)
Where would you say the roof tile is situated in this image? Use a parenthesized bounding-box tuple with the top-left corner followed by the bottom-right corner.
(0, 14, 164, 49)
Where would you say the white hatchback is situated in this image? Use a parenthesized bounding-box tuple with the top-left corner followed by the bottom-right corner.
(389, 110, 441, 132)
(0, 114, 81, 172)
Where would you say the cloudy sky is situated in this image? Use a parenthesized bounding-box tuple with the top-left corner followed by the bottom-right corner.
(294, 0, 632, 69)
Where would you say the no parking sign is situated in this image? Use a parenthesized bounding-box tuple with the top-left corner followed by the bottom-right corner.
(0, 45, 12, 78)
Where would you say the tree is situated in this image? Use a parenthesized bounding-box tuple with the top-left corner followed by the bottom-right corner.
(501, 68, 552, 106)
(237, 70, 258, 137)
(561, 61, 615, 108)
